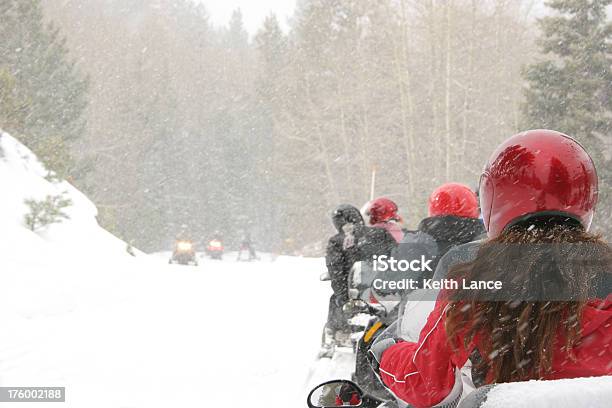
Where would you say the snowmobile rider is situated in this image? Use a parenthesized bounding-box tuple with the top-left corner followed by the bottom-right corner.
(237, 232, 257, 261)
(324, 205, 397, 342)
(412, 182, 485, 271)
(373, 182, 485, 300)
(363, 197, 405, 243)
(368, 129, 612, 408)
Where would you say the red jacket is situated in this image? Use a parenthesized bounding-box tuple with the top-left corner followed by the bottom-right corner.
(379, 295, 612, 408)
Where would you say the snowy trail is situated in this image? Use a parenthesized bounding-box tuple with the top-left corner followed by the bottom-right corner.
(0, 132, 354, 407)
(0, 254, 355, 407)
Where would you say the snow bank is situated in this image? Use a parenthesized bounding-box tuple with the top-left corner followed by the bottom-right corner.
(0, 131, 132, 258)
(482, 376, 612, 408)
(0, 131, 141, 320)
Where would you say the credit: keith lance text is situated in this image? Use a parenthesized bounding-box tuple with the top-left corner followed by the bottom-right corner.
(372, 278, 503, 291)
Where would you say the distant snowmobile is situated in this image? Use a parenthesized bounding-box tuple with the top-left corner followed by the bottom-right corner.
(169, 240, 198, 266)
(206, 238, 224, 260)
(236, 233, 258, 261)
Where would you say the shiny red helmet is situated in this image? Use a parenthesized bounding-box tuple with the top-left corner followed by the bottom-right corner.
(480, 129, 598, 238)
(428, 183, 479, 218)
(364, 197, 401, 225)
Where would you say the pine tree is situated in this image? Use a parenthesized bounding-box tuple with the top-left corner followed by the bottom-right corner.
(0, 0, 88, 177)
(227, 9, 249, 51)
(24, 193, 72, 231)
(0, 68, 27, 131)
(523, 0, 612, 235)
(253, 14, 289, 246)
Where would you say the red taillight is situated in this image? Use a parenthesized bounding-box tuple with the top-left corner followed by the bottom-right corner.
(369, 292, 379, 304)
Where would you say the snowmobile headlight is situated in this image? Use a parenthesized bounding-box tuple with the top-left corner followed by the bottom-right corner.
(209, 240, 222, 249)
(177, 241, 193, 251)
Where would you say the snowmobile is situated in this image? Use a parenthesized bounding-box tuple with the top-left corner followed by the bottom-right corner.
(168, 240, 198, 266)
(319, 261, 393, 360)
(347, 261, 401, 401)
(319, 260, 401, 404)
(306, 376, 612, 408)
(236, 242, 258, 261)
(318, 298, 381, 359)
(205, 238, 224, 260)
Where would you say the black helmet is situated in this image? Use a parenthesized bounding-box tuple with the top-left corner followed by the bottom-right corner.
(331, 204, 364, 232)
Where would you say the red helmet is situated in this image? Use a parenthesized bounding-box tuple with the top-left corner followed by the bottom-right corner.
(428, 183, 479, 218)
(480, 129, 598, 238)
(364, 197, 400, 225)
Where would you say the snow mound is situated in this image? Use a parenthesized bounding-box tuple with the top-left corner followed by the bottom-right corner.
(0, 131, 141, 320)
(0, 131, 131, 257)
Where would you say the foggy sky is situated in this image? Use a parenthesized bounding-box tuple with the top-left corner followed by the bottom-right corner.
(196, 0, 296, 34)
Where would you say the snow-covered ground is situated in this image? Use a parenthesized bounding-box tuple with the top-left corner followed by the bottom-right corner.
(0, 132, 351, 407)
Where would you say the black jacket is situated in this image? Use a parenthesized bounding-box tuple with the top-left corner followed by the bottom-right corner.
(417, 215, 486, 259)
(374, 215, 485, 298)
(432, 240, 482, 280)
(326, 224, 397, 304)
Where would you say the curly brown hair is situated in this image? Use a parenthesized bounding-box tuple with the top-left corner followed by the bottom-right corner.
(444, 220, 611, 383)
